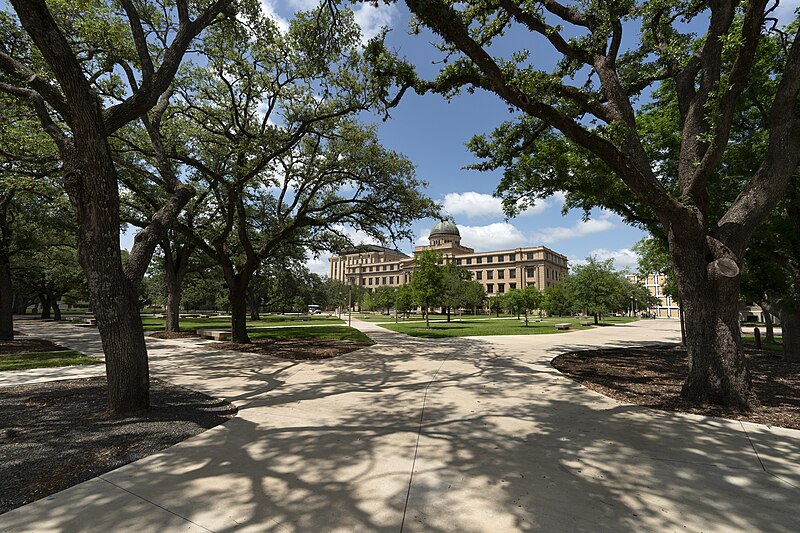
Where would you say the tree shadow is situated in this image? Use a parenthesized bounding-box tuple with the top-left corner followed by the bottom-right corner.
(2, 321, 797, 532)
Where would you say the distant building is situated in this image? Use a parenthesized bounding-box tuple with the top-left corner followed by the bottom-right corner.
(627, 273, 681, 318)
(329, 221, 568, 296)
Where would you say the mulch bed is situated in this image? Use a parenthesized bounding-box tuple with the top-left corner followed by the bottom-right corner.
(149, 331, 199, 339)
(0, 377, 236, 514)
(0, 337, 72, 355)
(212, 338, 372, 360)
(552, 345, 800, 430)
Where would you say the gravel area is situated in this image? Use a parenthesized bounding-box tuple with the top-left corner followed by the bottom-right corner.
(552, 345, 800, 429)
(0, 377, 236, 514)
(0, 337, 70, 354)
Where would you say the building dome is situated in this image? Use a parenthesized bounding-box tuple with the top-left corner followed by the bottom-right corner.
(430, 221, 460, 238)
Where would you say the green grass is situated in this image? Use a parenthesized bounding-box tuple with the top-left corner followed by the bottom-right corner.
(140, 314, 344, 332)
(742, 334, 783, 352)
(248, 325, 373, 344)
(0, 351, 102, 371)
(382, 317, 598, 338)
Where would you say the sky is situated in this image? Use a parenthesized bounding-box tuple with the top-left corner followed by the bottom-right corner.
(118, 0, 800, 276)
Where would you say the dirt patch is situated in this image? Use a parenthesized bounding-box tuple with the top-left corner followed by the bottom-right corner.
(149, 331, 199, 339)
(211, 337, 371, 360)
(0, 377, 236, 514)
(0, 338, 70, 355)
(552, 345, 800, 430)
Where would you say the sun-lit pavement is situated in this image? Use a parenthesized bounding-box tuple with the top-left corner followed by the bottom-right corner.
(2, 318, 799, 532)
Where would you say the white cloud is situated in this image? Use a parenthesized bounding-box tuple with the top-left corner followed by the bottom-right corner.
(460, 222, 527, 250)
(416, 227, 431, 247)
(587, 248, 639, 271)
(352, 2, 397, 43)
(441, 191, 554, 218)
(333, 224, 381, 247)
(532, 214, 616, 244)
(259, 0, 290, 33)
(305, 255, 330, 276)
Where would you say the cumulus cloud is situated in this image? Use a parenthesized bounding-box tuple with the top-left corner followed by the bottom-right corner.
(333, 224, 382, 247)
(352, 2, 397, 43)
(460, 223, 527, 250)
(532, 214, 616, 244)
(305, 255, 330, 276)
(259, 0, 290, 33)
(441, 191, 554, 218)
(588, 248, 639, 271)
(416, 221, 527, 250)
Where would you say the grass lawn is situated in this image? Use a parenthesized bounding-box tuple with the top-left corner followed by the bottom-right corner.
(743, 334, 783, 352)
(248, 325, 373, 344)
(353, 313, 519, 323)
(140, 314, 344, 332)
(0, 351, 102, 372)
(382, 317, 599, 338)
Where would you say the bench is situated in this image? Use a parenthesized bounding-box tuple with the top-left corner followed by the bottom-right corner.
(555, 323, 572, 330)
(196, 329, 231, 341)
(580, 321, 593, 327)
(84, 318, 96, 326)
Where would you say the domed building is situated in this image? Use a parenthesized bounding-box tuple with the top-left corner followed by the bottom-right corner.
(328, 220, 568, 298)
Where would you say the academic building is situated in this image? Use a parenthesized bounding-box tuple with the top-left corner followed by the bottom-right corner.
(328, 221, 569, 297)
(626, 273, 681, 318)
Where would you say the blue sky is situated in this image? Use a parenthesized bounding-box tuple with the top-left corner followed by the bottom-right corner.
(116, 0, 799, 275)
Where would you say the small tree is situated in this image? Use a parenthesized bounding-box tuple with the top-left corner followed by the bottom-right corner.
(462, 280, 486, 316)
(542, 283, 573, 317)
(410, 250, 445, 329)
(488, 294, 504, 318)
(395, 284, 415, 321)
(441, 262, 472, 322)
(568, 258, 628, 325)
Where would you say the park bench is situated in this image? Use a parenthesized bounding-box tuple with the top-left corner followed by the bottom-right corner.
(580, 321, 593, 326)
(555, 323, 571, 330)
(84, 318, 96, 326)
(196, 329, 231, 341)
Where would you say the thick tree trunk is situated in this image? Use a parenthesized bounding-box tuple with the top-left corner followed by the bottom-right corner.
(780, 307, 800, 362)
(446, 306, 451, 322)
(593, 312, 598, 325)
(0, 252, 13, 340)
(52, 298, 61, 321)
(229, 282, 250, 343)
(12, 293, 29, 314)
(164, 275, 181, 332)
(671, 233, 753, 410)
(40, 294, 51, 319)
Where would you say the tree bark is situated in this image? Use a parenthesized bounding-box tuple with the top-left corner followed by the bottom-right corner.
(52, 297, 61, 321)
(671, 232, 753, 410)
(780, 307, 800, 362)
(12, 293, 29, 314)
(164, 268, 181, 333)
(248, 287, 260, 321)
(763, 308, 775, 344)
(39, 294, 51, 319)
(229, 280, 250, 343)
(0, 251, 13, 340)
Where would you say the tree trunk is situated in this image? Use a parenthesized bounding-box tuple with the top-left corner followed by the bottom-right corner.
(40, 294, 52, 319)
(162, 247, 186, 333)
(593, 312, 598, 325)
(52, 298, 61, 321)
(446, 306, 451, 322)
(780, 307, 800, 362)
(671, 234, 753, 410)
(12, 293, 29, 315)
(248, 287, 260, 321)
(0, 251, 13, 340)
(425, 304, 430, 329)
(763, 308, 775, 345)
(164, 268, 181, 333)
(229, 281, 250, 343)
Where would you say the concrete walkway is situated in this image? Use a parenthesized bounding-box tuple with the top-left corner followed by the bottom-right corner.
(1, 319, 799, 532)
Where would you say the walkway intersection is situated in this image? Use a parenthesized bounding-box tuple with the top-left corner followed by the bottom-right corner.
(1, 319, 798, 532)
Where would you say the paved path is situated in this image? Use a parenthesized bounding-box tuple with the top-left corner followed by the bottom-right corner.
(1, 319, 799, 532)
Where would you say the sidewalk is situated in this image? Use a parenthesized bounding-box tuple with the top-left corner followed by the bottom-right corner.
(1, 319, 798, 532)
